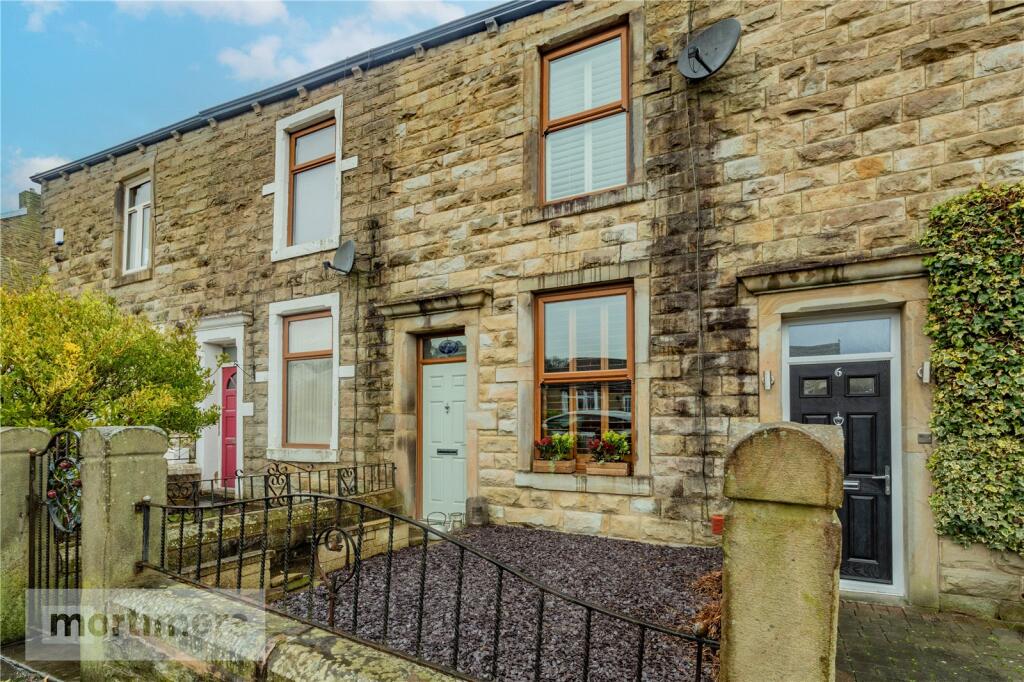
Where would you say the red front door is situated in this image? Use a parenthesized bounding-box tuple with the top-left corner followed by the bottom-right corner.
(221, 366, 238, 486)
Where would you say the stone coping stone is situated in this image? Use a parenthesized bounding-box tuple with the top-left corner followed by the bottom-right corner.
(105, 570, 458, 681)
(725, 422, 844, 509)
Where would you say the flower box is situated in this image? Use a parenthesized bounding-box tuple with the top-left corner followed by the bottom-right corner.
(585, 461, 629, 477)
(532, 459, 576, 474)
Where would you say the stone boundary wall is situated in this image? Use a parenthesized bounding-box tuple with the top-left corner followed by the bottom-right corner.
(160, 491, 403, 575)
(99, 571, 457, 682)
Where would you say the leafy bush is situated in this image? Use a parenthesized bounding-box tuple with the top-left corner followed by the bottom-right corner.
(921, 183, 1024, 553)
(1, 282, 219, 436)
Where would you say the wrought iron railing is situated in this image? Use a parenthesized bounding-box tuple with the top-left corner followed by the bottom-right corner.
(138, 492, 718, 681)
(165, 434, 197, 464)
(166, 461, 397, 507)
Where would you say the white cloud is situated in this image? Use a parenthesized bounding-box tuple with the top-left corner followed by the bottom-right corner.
(23, 1, 64, 32)
(115, 0, 288, 26)
(219, 19, 402, 82)
(218, 35, 301, 81)
(217, 1, 467, 83)
(368, 0, 466, 25)
(1, 151, 69, 212)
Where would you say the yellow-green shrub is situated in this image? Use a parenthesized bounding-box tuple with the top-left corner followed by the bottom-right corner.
(1, 282, 219, 435)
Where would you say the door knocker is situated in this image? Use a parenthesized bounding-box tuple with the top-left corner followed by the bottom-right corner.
(444, 403, 450, 413)
(832, 411, 845, 426)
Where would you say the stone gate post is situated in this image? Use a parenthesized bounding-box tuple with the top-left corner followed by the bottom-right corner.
(79, 426, 167, 677)
(0, 428, 52, 643)
(720, 423, 844, 682)
(79, 426, 168, 591)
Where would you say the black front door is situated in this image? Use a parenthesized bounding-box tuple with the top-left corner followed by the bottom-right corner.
(790, 361, 893, 584)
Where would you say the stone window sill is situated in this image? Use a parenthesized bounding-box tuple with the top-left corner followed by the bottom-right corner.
(521, 184, 645, 225)
(514, 470, 652, 496)
(267, 447, 339, 464)
(112, 267, 153, 288)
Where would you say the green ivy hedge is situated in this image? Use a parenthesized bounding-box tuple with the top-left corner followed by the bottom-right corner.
(921, 183, 1023, 554)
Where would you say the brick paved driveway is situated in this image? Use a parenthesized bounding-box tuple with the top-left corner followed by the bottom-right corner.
(837, 601, 1024, 681)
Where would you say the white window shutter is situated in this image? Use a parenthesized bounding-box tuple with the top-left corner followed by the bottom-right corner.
(545, 36, 627, 201)
(548, 37, 621, 120)
(546, 112, 627, 201)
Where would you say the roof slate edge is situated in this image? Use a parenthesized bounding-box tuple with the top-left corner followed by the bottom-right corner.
(32, 0, 565, 183)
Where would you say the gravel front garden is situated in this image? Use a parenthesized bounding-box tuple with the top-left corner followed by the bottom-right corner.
(276, 525, 722, 681)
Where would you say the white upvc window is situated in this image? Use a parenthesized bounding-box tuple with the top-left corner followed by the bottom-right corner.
(123, 177, 152, 273)
(270, 95, 347, 263)
(267, 293, 349, 462)
(542, 26, 630, 203)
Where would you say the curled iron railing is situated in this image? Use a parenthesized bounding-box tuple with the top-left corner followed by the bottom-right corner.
(165, 434, 197, 464)
(166, 461, 397, 507)
(29, 430, 82, 594)
(138, 492, 718, 681)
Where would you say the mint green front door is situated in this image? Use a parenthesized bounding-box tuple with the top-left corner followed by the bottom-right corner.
(422, 361, 467, 519)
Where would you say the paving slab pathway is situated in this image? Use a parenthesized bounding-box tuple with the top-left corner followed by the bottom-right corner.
(837, 601, 1024, 681)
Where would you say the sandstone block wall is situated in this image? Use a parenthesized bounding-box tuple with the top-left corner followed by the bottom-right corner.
(939, 538, 1024, 622)
(1, 189, 44, 289)
(35, 0, 1024, 612)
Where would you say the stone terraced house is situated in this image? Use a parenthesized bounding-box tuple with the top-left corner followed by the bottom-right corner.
(31, 0, 1023, 621)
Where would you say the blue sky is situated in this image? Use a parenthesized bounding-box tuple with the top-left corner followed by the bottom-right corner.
(1, 0, 503, 210)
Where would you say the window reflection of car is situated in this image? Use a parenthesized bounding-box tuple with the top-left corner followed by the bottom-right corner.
(542, 411, 631, 441)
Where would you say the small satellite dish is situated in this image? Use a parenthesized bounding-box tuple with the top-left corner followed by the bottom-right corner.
(324, 239, 355, 274)
(678, 18, 741, 81)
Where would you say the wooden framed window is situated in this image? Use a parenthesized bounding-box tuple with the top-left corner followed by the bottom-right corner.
(534, 284, 634, 471)
(541, 25, 630, 203)
(288, 118, 337, 246)
(282, 310, 333, 448)
(122, 177, 152, 273)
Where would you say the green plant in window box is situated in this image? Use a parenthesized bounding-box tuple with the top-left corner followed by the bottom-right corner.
(533, 434, 576, 473)
(586, 431, 630, 476)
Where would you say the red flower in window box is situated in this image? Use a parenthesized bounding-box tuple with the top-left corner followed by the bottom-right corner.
(533, 434, 576, 473)
(586, 431, 630, 476)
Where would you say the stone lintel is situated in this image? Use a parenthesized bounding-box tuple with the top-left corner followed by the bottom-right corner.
(197, 310, 253, 331)
(738, 249, 931, 294)
(517, 261, 649, 293)
(377, 288, 491, 320)
(725, 422, 844, 509)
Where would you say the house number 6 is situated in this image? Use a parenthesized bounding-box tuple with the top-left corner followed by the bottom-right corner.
(834, 367, 844, 377)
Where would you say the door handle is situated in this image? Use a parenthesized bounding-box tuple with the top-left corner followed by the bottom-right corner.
(869, 465, 891, 496)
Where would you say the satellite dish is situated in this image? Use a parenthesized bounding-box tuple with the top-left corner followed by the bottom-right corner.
(678, 18, 741, 81)
(324, 239, 355, 274)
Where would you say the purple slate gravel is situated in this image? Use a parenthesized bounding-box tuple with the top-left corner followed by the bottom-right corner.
(276, 525, 722, 681)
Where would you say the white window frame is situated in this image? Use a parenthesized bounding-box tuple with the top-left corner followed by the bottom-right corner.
(267, 293, 348, 462)
(781, 309, 906, 598)
(270, 95, 344, 262)
(122, 176, 152, 274)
